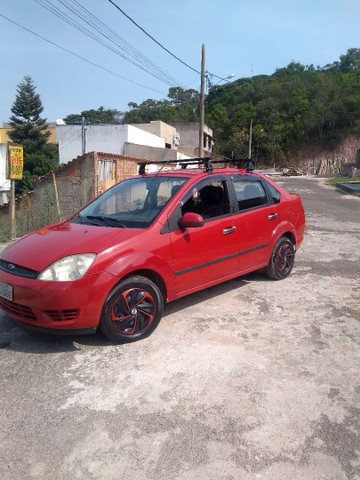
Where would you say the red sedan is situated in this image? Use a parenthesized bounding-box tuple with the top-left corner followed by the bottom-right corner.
(0, 159, 305, 342)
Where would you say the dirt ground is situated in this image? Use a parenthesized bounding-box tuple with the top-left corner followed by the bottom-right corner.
(0, 176, 359, 480)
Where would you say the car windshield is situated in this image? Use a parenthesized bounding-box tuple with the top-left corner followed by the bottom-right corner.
(72, 176, 188, 228)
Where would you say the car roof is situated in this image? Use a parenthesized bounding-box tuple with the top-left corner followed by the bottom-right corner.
(138, 167, 261, 180)
(134, 157, 269, 183)
(137, 157, 257, 176)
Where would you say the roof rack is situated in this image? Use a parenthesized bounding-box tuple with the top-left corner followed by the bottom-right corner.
(137, 157, 254, 175)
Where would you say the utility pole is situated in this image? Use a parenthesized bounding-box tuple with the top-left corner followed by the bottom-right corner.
(10, 180, 16, 240)
(199, 44, 205, 158)
(81, 117, 86, 154)
(248, 118, 253, 159)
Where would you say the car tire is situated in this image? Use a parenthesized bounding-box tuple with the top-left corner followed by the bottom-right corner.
(265, 236, 295, 280)
(99, 275, 164, 343)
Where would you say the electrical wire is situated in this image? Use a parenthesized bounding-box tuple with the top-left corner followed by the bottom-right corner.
(107, 0, 200, 75)
(58, 128, 83, 150)
(34, 0, 182, 87)
(0, 13, 166, 95)
(63, 0, 180, 86)
(35, 0, 175, 86)
(57, 124, 79, 143)
(106, 1, 233, 89)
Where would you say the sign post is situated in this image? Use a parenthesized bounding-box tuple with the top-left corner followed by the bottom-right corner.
(7, 144, 24, 240)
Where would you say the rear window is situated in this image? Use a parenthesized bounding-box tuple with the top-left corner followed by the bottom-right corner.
(265, 181, 281, 203)
(232, 180, 267, 210)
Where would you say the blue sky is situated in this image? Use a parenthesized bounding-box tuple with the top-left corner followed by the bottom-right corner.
(1, 0, 359, 124)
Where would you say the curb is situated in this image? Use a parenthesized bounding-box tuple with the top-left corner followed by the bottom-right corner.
(336, 182, 360, 196)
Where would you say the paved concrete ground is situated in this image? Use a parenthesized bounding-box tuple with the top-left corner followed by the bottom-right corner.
(0, 176, 359, 480)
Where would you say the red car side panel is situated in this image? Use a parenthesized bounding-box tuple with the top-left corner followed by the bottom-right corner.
(234, 204, 280, 272)
(169, 216, 240, 296)
(104, 250, 175, 299)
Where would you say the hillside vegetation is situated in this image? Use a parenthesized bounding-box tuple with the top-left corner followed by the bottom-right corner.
(206, 48, 360, 165)
(65, 49, 360, 167)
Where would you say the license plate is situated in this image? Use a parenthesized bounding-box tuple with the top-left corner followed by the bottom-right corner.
(0, 282, 13, 301)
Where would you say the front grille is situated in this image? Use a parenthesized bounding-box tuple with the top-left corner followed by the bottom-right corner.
(0, 297, 37, 321)
(44, 309, 79, 322)
(0, 259, 39, 279)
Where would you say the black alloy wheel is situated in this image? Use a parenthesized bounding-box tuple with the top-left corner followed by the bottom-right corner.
(99, 276, 164, 342)
(265, 236, 295, 280)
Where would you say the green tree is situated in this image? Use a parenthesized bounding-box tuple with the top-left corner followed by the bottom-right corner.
(8, 75, 58, 193)
(64, 106, 122, 124)
(337, 48, 360, 71)
(122, 88, 200, 124)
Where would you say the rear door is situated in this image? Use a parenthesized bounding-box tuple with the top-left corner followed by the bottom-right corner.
(230, 175, 280, 272)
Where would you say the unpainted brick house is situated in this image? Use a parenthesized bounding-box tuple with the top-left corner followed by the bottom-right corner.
(0, 152, 145, 240)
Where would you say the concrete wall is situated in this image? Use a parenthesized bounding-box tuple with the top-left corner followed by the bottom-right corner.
(135, 121, 178, 147)
(0, 152, 141, 240)
(57, 124, 165, 165)
(123, 143, 179, 162)
(126, 125, 164, 149)
(172, 122, 213, 155)
(0, 126, 57, 144)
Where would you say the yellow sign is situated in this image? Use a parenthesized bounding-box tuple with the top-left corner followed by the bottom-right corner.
(8, 144, 24, 180)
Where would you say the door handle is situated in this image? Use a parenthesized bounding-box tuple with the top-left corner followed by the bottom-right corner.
(268, 213, 278, 220)
(223, 226, 237, 235)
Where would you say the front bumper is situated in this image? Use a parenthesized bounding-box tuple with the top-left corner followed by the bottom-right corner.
(0, 269, 117, 331)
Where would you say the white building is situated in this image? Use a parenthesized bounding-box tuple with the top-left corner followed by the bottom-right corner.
(56, 120, 213, 165)
(0, 144, 10, 205)
(56, 123, 166, 165)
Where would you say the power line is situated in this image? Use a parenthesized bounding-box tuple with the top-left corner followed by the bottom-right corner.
(66, 0, 180, 86)
(58, 127, 83, 150)
(34, 0, 181, 87)
(107, 0, 200, 75)
(106, 1, 235, 89)
(0, 13, 166, 95)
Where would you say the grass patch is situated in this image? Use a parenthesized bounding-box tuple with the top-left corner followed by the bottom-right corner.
(325, 176, 360, 186)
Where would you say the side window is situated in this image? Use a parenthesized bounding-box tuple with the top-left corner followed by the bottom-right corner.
(266, 182, 281, 204)
(181, 180, 230, 219)
(156, 180, 184, 207)
(233, 180, 268, 211)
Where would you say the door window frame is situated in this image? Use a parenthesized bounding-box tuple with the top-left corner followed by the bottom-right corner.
(228, 174, 278, 213)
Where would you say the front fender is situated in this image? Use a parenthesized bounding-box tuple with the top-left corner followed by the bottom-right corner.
(104, 252, 175, 300)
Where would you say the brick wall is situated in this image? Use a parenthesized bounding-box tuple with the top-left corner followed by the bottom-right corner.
(0, 152, 142, 240)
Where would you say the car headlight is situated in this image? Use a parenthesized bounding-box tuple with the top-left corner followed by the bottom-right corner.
(38, 254, 96, 281)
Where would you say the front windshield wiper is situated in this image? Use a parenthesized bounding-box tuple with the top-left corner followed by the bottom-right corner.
(81, 215, 126, 228)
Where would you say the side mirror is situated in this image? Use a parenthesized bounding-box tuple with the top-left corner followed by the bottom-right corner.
(179, 212, 204, 229)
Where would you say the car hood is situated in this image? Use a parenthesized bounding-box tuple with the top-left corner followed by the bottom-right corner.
(0, 221, 145, 271)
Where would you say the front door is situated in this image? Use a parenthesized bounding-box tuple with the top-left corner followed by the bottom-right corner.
(168, 178, 240, 296)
